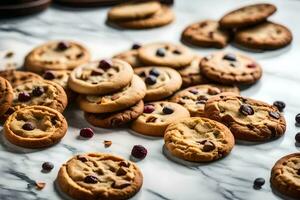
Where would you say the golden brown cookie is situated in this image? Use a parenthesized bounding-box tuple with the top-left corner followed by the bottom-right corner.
(204, 93, 286, 142)
(4, 105, 67, 148)
(84, 100, 144, 128)
(270, 153, 300, 199)
(134, 67, 182, 101)
(131, 101, 190, 137)
(113, 49, 143, 68)
(0, 70, 43, 87)
(164, 117, 235, 162)
(24, 40, 90, 73)
(0, 77, 13, 116)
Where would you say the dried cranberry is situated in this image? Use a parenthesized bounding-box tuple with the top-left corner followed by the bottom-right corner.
(42, 162, 54, 171)
(32, 87, 44, 97)
(22, 122, 35, 131)
(239, 104, 254, 116)
(84, 175, 98, 184)
(43, 71, 55, 80)
(143, 104, 155, 113)
(98, 59, 112, 70)
(80, 128, 94, 138)
(18, 92, 31, 102)
(131, 43, 141, 50)
(247, 63, 257, 68)
(273, 101, 285, 112)
(131, 145, 147, 159)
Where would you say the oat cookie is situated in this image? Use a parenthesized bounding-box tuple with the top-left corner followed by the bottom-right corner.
(4, 106, 67, 148)
(219, 3, 277, 29)
(24, 40, 90, 73)
(131, 101, 190, 137)
(0, 70, 43, 87)
(113, 49, 143, 68)
(0, 77, 13, 116)
(134, 67, 182, 101)
(234, 21, 293, 50)
(200, 52, 262, 85)
(79, 75, 146, 113)
(164, 117, 235, 162)
(138, 42, 194, 68)
(85, 100, 144, 128)
(204, 93, 286, 142)
(270, 153, 300, 199)
(182, 20, 230, 48)
(69, 59, 133, 95)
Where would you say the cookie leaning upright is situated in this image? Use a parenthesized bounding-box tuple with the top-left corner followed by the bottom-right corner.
(0, 77, 13, 116)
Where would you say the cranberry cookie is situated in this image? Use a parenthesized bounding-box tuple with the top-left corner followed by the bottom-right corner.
(0, 77, 13, 116)
(0, 70, 43, 87)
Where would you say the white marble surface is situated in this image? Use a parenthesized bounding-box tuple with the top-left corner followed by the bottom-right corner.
(0, 0, 300, 199)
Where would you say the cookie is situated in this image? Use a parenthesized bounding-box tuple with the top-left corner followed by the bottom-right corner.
(134, 67, 182, 101)
(84, 100, 144, 128)
(219, 3, 277, 29)
(234, 21, 293, 50)
(57, 153, 143, 200)
(113, 6, 174, 29)
(200, 52, 262, 85)
(131, 101, 190, 137)
(138, 42, 194, 68)
(107, 1, 161, 21)
(204, 93, 286, 142)
(170, 84, 239, 117)
(182, 20, 230, 48)
(12, 79, 68, 113)
(79, 75, 146, 113)
(270, 153, 300, 199)
(4, 105, 67, 148)
(0, 70, 43, 87)
(24, 40, 90, 73)
(164, 117, 235, 162)
(0, 77, 13, 116)
(113, 49, 143, 68)
(68, 59, 133, 95)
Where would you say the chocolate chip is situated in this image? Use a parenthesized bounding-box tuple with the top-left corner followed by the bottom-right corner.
(98, 59, 112, 70)
(247, 63, 257, 68)
(189, 89, 198, 94)
(202, 141, 215, 152)
(273, 101, 285, 112)
(32, 87, 44, 97)
(138, 71, 146, 77)
(239, 104, 254, 116)
(119, 161, 130, 167)
(112, 180, 130, 189)
(269, 111, 280, 119)
(196, 100, 206, 104)
(145, 75, 156, 85)
(156, 48, 165, 57)
(80, 128, 94, 138)
(131, 145, 147, 159)
(297, 169, 300, 176)
(77, 155, 88, 162)
(207, 88, 221, 95)
(199, 22, 207, 28)
(295, 132, 300, 143)
(18, 92, 31, 102)
(116, 167, 127, 176)
(173, 49, 181, 55)
(76, 52, 84, 58)
(159, 0, 174, 5)
(42, 162, 54, 171)
(197, 95, 208, 101)
(5, 51, 14, 58)
(131, 43, 141, 50)
(253, 178, 265, 189)
(162, 106, 174, 114)
(296, 113, 300, 124)
(22, 122, 35, 131)
(84, 175, 98, 184)
(43, 71, 55, 80)
(90, 70, 103, 76)
(149, 68, 160, 77)
(143, 104, 155, 113)
(223, 53, 236, 61)
(56, 41, 69, 51)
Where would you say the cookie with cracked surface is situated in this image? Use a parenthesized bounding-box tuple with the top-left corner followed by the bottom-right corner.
(113, 49, 143, 68)
(204, 93, 286, 142)
(170, 84, 239, 117)
(270, 153, 300, 199)
(138, 42, 194, 68)
(0, 70, 43, 87)
(79, 75, 146, 113)
(4, 106, 67, 148)
(0, 77, 13, 116)
(219, 3, 277, 29)
(134, 67, 182, 101)
(164, 117, 235, 162)
(234, 21, 293, 50)
(84, 100, 144, 128)
(131, 101, 190, 137)
(68, 59, 133, 95)
(24, 40, 90, 73)
(200, 52, 262, 85)
(182, 20, 230, 48)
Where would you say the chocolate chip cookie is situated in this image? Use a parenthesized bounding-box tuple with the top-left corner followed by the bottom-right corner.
(182, 20, 231, 48)
(69, 59, 133, 95)
(113, 48, 143, 68)
(219, 3, 277, 29)
(204, 93, 286, 142)
(24, 40, 90, 73)
(200, 52, 262, 85)
(164, 117, 235, 162)
(270, 153, 300, 199)
(0, 70, 43, 87)
(57, 153, 143, 200)
(131, 101, 190, 137)
(0, 77, 13, 116)
(4, 106, 67, 148)
(79, 75, 146, 113)
(134, 67, 182, 101)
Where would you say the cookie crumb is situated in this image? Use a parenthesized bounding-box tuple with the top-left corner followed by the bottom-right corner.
(104, 140, 112, 148)
(35, 182, 46, 190)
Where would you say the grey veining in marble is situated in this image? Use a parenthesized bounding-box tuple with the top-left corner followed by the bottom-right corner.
(0, 0, 300, 199)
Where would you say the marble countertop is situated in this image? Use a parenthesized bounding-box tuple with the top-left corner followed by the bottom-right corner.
(0, 0, 300, 199)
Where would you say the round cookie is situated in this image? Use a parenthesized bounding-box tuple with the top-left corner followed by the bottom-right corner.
(131, 101, 190, 137)
(234, 21, 293, 50)
(270, 153, 300, 199)
(107, 1, 161, 21)
(219, 3, 277, 29)
(114, 6, 174, 29)
(0, 70, 43, 87)
(0, 77, 13, 116)
(138, 42, 194, 68)
(24, 40, 90, 73)
(4, 106, 67, 148)
(200, 52, 262, 85)
(12, 79, 68, 113)
(134, 67, 182, 101)
(69, 59, 133, 95)
(57, 153, 143, 200)
(182, 20, 231, 48)
(170, 84, 239, 117)
(113, 49, 143, 68)
(84, 100, 144, 128)
(204, 93, 286, 142)
(79, 75, 146, 113)
(164, 117, 235, 162)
